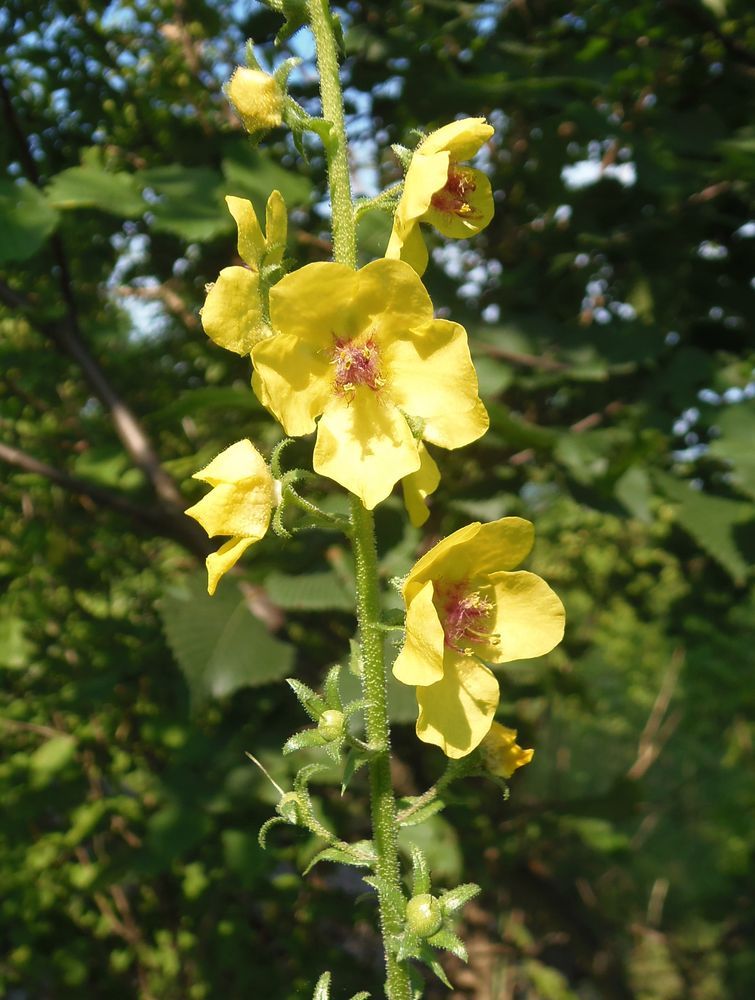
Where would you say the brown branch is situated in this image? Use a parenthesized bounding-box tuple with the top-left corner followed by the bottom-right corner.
(627, 648, 684, 781)
(0, 440, 207, 557)
(472, 339, 570, 372)
(0, 74, 187, 519)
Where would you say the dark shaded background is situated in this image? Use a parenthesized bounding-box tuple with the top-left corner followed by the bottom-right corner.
(1, 1, 754, 997)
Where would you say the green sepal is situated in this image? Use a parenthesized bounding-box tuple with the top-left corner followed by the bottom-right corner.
(426, 928, 468, 962)
(294, 762, 330, 795)
(283, 728, 328, 754)
(395, 929, 423, 963)
(391, 143, 412, 169)
(287, 677, 327, 721)
(397, 796, 446, 828)
(341, 749, 369, 794)
(439, 882, 481, 916)
(323, 664, 343, 710)
(303, 840, 376, 875)
(349, 994, 370, 1000)
(258, 815, 287, 849)
(425, 954, 452, 989)
(343, 698, 366, 719)
(410, 845, 431, 897)
(312, 970, 330, 1000)
(273, 56, 300, 90)
(323, 737, 345, 764)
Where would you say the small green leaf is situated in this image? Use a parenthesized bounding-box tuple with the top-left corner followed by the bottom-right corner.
(283, 729, 327, 754)
(287, 677, 327, 721)
(0, 180, 59, 262)
(29, 735, 76, 778)
(426, 928, 468, 961)
(397, 797, 446, 828)
(302, 843, 374, 876)
(47, 164, 143, 216)
(439, 882, 481, 915)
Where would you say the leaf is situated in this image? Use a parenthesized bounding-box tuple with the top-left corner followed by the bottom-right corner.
(160, 573, 294, 707)
(426, 928, 468, 961)
(139, 165, 232, 242)
(615, 465, 653, 522)
(0, 616, 34, 669)
(302, 842, 375, 876)
(0, 180, 59, 262)
(655, 472, 753, 584)
(222, 143, 312, 211)
(708, 401, 755, 500)
(46, 165, 143, 216)
(397, 797, 447, 828)
(265, 571, 355, 612)
(287, 677, 327, 721)
(28, 735, 76, 779)
(439, 883, 481, 916)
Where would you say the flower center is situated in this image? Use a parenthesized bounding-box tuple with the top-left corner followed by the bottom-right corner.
(331, 336, 385, 396)
(439, 582, 500, 653)
(430, 166, 479, 218)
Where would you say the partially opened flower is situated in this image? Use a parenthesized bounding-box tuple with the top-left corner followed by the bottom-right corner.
(185, 440, 275, 595)
(386, 117, 494, 275)
(227, 66, 284, 132)
(479, 722, 534, 779)
(393, 517, 565, 758)
(251, 258, 488, 509)
(201, 191, 287, 355)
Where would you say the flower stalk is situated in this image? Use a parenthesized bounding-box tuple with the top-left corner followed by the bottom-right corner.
(307, 1, 413, 995)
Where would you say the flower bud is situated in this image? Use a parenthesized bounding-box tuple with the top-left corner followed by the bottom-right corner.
(317, 709, 345, 742)
(405, 893, 443, 938)
(227, 67, 283, 133)
(276, 791, 303, 824)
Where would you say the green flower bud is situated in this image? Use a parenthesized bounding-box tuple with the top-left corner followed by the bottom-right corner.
(405, 893, 443, 938)
(276, 791, 302, 824)
(317, 709, 345, 742)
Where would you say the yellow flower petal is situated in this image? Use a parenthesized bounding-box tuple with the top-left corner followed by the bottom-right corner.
(206, 536, 256, 596)
(227, 67, 283, 131)
(416, 652, 499, 758)
(313, 389, 421, 509)
(418, 117, 494, 160)
(423, 167, 493, 239)
(480, 722, 534, 778)
(265, 189, 287, 266)
(487, 570, 565, 663)
(393, 580, 445, 686)
(192, 439, 269, 487)
(401, 444, 440, 527)
(390, 216, 430, 275)
(201, 266, 266, 355)
(225, 195, 266, 268)
(251, 333, 333, 436)
(383, 318, 482, 426)
(357, 258, 434, 334)
(397, 151, 451, 222)
(460, 517, 536, 578)
(185, 479, 273, 539)
(403, 522, 483, 602)
(268, 262, 362, 348)
(422, 396, 489, 450)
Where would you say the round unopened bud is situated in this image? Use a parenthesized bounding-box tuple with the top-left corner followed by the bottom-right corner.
(317, 709, 345, 742)
(405, 893, 443, 938)
(227, 67, 283, 132)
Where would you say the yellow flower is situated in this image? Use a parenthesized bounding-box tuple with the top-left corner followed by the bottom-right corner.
(201, 191, 287, 355)
(479, 722, 534, 778)
(386, 117, 495, 275)
(251, 258, 488, 510)
(393, 517, 565, 758)
(227, 67, 283, 132)
(185, 440, 275, 595)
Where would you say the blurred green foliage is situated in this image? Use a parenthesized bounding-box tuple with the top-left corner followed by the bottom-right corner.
(1, 0, 753, 997)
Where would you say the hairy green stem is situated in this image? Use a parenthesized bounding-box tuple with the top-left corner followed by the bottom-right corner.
(307, 2, 412, 997)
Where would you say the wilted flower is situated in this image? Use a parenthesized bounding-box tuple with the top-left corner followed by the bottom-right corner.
(479, 722, 534, 778)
